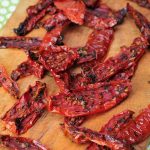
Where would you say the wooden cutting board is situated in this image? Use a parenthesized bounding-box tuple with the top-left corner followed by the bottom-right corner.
(0, 0, 150, 149)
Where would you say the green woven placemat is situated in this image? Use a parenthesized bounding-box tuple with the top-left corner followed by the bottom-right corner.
(0, 0, 19, 30)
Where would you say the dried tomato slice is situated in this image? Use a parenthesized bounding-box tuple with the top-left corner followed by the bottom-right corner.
(62, 124, 133, 150)
(127, 4, 150, 42)
(11, 59, 45, 81)
(131, 0, 150, 9)
(14, 5, 56, 36)
(49, 81, 131, 117)
(84, 37, 147, 84)
(27, 0, 53, 16)
(84, 6, 127, 29)
(77, 28, 114, 64)
(43, 12, 69, 31)
(40, 26, 64, 51)
(0, 65, 19, 98)
(54, 0, 86, 25)
(83, 0, 99, 8)
(2, 81, 47, 134)
(87, 110, 134, 150)
(0, 36, 42, 51)
(0, 135, 48, 150)
(39, 46, 78, 73)
(117, 105, 150, 144)
(88, 105, 150, 149)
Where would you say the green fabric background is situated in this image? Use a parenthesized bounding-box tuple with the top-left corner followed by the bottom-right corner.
(0, 0, 19, 30)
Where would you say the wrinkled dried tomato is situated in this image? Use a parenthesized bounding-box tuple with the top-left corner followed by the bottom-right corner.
(84, 6, 127, 29)
(0, 36, 41, 51)
(2, 81, 47, 134)
(117, 105, 150, 144)
(49, 81, 131, 117)
(77, 28, 114, 64)
(54, 0, 86, 25)
(0, 135, 48, 150)
(11, 59, 45, 81)
(127, 4, 150, 43)
(0, 65, 19, 98)
(62, 124, 133, 150)
(14, 5, 56, 36)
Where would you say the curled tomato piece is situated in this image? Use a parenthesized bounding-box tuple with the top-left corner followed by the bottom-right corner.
(131, 0, 150, 9)
(0, 135, 48, 150)
(54, 0, 86, 25)
(0, 36, 42, 51)
(77, 28, 114, 64)
(127, 4, 150, 43)
(117, 105, 150, 144)
(40, 26, 65, 51)
(49, 81, 131, 117)
(43, 12, 69, 31)
(11, 59, 45, 81)
(84, 36, 147, 84)
(14, 5, 56, 36)
(27, 0, 53, 16)
(84, 6, 127, 30)
(0, 65, 19, 98)
(2, 81, 47, 134)
(88, 105, 150, 149)
(62, 123, 133, 150)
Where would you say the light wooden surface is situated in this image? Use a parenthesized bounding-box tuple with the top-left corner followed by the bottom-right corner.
(0, 0, 150, 149)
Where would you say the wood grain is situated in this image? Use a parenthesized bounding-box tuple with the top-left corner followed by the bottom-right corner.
(0, 0, 150, 149)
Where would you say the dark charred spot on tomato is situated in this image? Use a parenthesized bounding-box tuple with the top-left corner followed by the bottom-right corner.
(120, 53, 128, 61)
(133, 131, 139, 137)
(14, 18, 29, 36)
(115, 8, 127, 25)
(87, 73, 96, 83)
(45, 25, 55, 32)
(1, 77, 6, 83)
(56, 35, 64, 46)
(28, 51, 39, 61)
(15, 118, 23, 131)
(118, 118, 126, 123)
(11, 71, 20, 81)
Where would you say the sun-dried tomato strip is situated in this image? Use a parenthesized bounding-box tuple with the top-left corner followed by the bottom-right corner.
(127, 4, 150, 42)
(88, 105, 150, 149)
(0, 135, 48, 150)
(43, 12, 69, 31)
(77, 28, 114, 64)
(62, 124, 133, 150)
(117, 105, 150, 144)
(83, 0, 99, 8)
(84, 36, 147, 84)
(11, 59, 45, 81)
(27, 0, 53, 16)
(2, 81, 47, 134)
(39, 46, 78, 73)
(0, 36, 42, 50)
(87, 110, 134, 150)
(131, 0, 150, 9)
(54, 0, 86, 25)
(49, 81, 131, 117)
(14, 5, 56, 36)
(0, 65, 19, 98)
(40, 26, 64, 51)
(84, 7, 127, 29)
